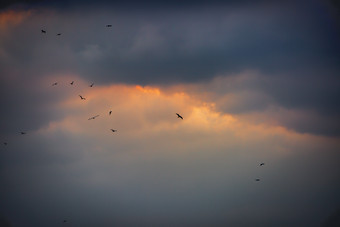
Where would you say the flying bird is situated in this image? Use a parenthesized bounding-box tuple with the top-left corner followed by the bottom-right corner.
(3, 142, 7, 145)
(79, 95, 86, 100)
(52, 82, 58, 86)
(89, 83, 94, 87)
(176, 113, 183, 120)
(109, 110, 112, 115)
(63, 220, 67, 223)
(70, 81, 74, 85)
(88, 115, 99, 120)
(260, 163, 265, 166)
(255, 179, 260, 181)
(20, 132, 26, 135)
(110, 129, 117, 132)
(41, 29, 46, 33)
(106, 24, 112, 27)
(57, 33, 61, 36)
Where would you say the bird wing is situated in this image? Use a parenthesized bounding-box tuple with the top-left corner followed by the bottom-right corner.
(88, 115, 99, 120)
(176, 113, 183, 119)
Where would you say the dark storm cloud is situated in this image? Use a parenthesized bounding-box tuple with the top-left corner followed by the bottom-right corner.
(322, 208, 340, 227)
(0, 80, 61, 134)
(2, 0, 339, 85)
(192, 70, 340, 136)
(1, 0, 339, 136)
(254, 73, 340, 136)
(1, 0, 292, 10)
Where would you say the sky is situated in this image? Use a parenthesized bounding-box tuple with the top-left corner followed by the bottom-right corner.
(0, 0, 340, 226)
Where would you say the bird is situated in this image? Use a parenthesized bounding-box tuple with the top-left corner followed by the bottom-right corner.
(70, 81, 74, 85)
(79, 95, 86, 100)
(176, 113, 183, 120)
(52, 82, 58, 86)
(260, 163, 265, 166)
(3, 142, 7, 145)
(89, 83, 94, 87)
(20, 132, 26, 135)
(63, 220, 67, 223)
(57, 33, 61, 36)
(41, 29, 46, 33)
(106, 24, 112, 27)
(88, 115, 99, 120)
(255, 179, 260, 181)
(109, 110, 112, 115)
(110, 129, 117, 132)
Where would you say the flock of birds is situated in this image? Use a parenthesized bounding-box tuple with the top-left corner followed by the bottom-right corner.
(3, 69, 185, 145)
(52, 79, 126, 133)
(51, 79, 184, 133)
(40, 24, 112, 36)
(2, 25, 266, 224)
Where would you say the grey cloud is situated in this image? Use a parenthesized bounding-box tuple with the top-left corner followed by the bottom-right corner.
(2, 1, 339, 84)
(1, 0, 340, 138)
(186, 71, 340, 136)
(274, 109, 340, 137)
(1, 128, 340, 226)
(1, 2, 340, 226)
(322, 208, 340, 227)
(1, 1, 340, 137)
(0, 74, 78, 135)
(1, 0, 296, 11)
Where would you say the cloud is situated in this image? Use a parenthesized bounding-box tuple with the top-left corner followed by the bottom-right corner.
(1, 4, 339, 137)
(1, 3, 340, 226)
(0, 0, 297, 11)
(322, 208, 340, 227)
(177, 71, 340, 136)
(1, 80, 340, 226)
(1, 3, 339, 84)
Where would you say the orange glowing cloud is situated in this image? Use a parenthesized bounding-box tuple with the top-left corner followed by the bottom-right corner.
(36, 75, 331, 157)
(0, 10, 32, 28)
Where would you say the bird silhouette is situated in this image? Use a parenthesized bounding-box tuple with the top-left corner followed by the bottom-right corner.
(63, 220, 67, 223)
(106, 24, 112, 27)
(255, 179, 260, 181)
(41, 29, 46, 33)
(89, 83, 94, 87)
(57, 33, 61, 36)
(110, 129, 117, 132)
(52, 82, 58, 86)
(3, 142, 7, 145)
(176, 113, 183, 120)
(20, 132, 26, 135)
(70, 81, 74, 85)
(109, 110, 112, 115)
(260, 163, 265, 166)
(88, 115, 99, 120)
(79, 95, 86, 100)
